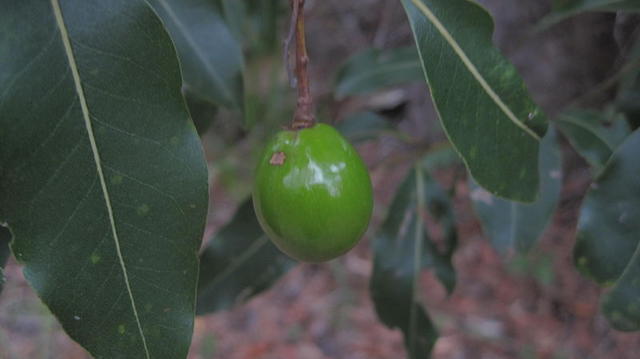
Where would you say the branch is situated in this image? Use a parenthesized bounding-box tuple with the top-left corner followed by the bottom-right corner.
(289, 0, 315, 129)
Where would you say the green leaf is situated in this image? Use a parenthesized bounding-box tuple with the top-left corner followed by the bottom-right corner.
(401, 0, 547, 202)
(371, 168, 441, 359)
(216, 0, 246, 42)
(0, 226, 11, 294)
(574, 129, 640, 288)
(148, 0, 244, 109)
(617, 38, 640, 127)
(214, 0, 283, 55)
(336, 112, 394, 143)
(553, 0, 640, 11)
(0, 1, 208, 358)
(556, 110, 630, 173)
(421, 145, 461, 173)
(470, 128, 562, 254)
(335, 47, 422, 99)
(238, 0, 282, 56)
(245, 0, 284, 54)
(184, 91, 218, 135)
(572, 129, 640, 331)
(421, 172, 458, 294)
(618, 80, 640, 128)
(197, 199, 295, 315)
(539, 0, 640, 29)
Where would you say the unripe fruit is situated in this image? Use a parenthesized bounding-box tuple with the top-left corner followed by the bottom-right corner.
(253, 123, 373, 262)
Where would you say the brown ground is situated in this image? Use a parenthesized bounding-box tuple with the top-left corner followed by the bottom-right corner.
(3, 145, 639, 359)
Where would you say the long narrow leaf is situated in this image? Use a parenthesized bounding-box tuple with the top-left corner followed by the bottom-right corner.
(617, 37, 640, 125)
(421, 172, 458, 294)
(572, 129, 640, 331)
(371, 168, 440, 358)
(401, 0, 547, 202)
(0, 1, 208, 357)
(149, 0, 245, 109)
(471, 128, 562, 254)
(197, 200, 295, 315)
(574, 129, 640, 286)
(335, 47, 422, 99)
(539, 0, 640, 29)
(556, 110, 630, 173)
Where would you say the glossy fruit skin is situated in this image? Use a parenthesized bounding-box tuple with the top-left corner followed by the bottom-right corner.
(253, 123, 373, 262)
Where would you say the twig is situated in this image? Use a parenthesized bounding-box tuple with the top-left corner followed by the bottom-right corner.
(287, 0, 315, 130)
(283, 0, 299, 88)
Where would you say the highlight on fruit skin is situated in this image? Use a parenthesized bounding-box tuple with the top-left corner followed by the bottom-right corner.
(252, 123, 373, 262)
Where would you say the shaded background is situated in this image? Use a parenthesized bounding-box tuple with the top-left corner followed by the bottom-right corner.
(1, 0, 639, 358)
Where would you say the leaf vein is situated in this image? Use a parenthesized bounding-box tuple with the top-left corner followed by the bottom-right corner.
(0, 31, 59, 112)
(13, 99, 76, 175)
(104, 165, 189, 227)
(93, 116, 196, 177)
(50, 1, 150, 357)
(71, 39, 170, 89)
(409, 0, 540, 140)
(83, 82, 164, 108)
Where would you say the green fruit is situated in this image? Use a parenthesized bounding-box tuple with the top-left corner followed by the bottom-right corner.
(253, 123, 373, 262)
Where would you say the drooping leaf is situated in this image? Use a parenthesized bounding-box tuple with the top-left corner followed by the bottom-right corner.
(197, 199, 295, 315)
(148, 0, 244, 109)
(553, 0, 640, 12)
(184, 91, 218, 135)
(602, 245, 640, 331)
(571, 129, 640, 331)
(0, 226, 11, 294)
(0, 1, 208, 357)
(420, 150, 461, 292)
(574, 129, 640, 288)
(618, 78, 640, 129)
(421, 172, 458, 294)
(556, 110, 630, 173)
(245, 0, 283, 54)
(216, 0, 282, 54)
(336, 112, 394, 143)
(216, 0, 246, 42)
(401, 0, 547, 202)
(335, 47, 422, 99)
(470, 128, 562, 254)
(539, 0, 640, 29)
(371, 168, 442, 359)
(617, 37, 640, 128)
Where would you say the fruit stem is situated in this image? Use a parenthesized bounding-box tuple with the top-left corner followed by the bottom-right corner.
(289, 0, 315, 130)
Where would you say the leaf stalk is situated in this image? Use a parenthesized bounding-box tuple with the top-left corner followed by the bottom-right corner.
(287, 0, 315, 129)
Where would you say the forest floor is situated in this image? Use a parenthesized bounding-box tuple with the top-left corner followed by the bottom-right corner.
(182, 146, 640, 359)
(3, 147, 640, 359)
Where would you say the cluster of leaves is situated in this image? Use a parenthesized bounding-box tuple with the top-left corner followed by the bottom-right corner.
(0, 0, 639, 358)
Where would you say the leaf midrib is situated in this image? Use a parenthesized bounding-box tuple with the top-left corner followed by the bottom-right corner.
(409, 168, 425, 355)
(50, 1, 150, 357)
(408, 0, 540, 141)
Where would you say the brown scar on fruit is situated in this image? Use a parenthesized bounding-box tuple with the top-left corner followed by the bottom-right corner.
(270, 152, 286, 166)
